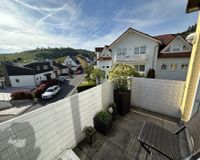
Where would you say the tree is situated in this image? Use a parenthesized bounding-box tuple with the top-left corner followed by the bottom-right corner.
(84, 64, 93, 80)
(109, 63, 141, 91)
(92, 68, 105, 84)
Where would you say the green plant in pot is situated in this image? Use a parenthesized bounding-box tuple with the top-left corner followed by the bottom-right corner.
(109, 63, 140, 116)
(93, 111, 112, 135)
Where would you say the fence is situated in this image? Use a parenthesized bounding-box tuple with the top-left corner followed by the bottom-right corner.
(131, 78, 185, 118)
(0, 81, 113, 160)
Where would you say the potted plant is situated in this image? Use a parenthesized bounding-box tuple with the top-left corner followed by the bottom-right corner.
(93, 111, 112, 135)
(109, 63, 140, 116)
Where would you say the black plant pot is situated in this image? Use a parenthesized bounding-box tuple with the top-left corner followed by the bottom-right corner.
(93, 115, 112, 135)
(114, 90, 131, 116)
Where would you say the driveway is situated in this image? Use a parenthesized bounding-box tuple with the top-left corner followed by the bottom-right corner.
(26, 74, 85, 112)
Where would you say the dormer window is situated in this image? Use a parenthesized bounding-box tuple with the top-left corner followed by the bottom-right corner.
(172, 43, 182, 52)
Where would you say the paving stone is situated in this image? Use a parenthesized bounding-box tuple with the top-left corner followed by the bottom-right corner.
(117, 117, 139, 135)
(92, 141, 126, 160)
(107, 126, 133, 151)
(127, 136, 147, 160)
(73, 147, 90, 160)
(77, 140, 103, 158)
(162, 120, 179, 132)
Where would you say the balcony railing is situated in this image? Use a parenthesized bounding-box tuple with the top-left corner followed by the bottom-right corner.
(0, 78, 186, 160)
(115, 54, 149, 62)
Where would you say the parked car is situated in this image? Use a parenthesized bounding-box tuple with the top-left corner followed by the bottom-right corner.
(41, 85, 60, 99)
(57, 76, 69, 82)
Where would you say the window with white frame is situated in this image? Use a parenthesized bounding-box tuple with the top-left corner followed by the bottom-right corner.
(139, 65, 145, 72)
(172, 43, 182, 52)
(134, 65, 145, 72)
(171, 64, 177, 71)
(134, 47, 140, 54)
(122, 48, 127, 55)
(140, 46, 146, 54)
(161, 64, 167, 70)
(181, 64, 188, 71)
(134, 65, 138, 71)
(117, 49, 122, 56)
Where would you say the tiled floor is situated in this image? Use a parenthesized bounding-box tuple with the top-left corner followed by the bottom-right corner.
(73, 108, 189, 160)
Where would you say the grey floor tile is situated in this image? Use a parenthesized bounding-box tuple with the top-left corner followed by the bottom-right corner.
(77, 140, 103, 158)
(73, 147, 90, 160)
(92, 141, 126, 160)
(162, 120, 179, 132)
(117, 117, 139, 135)
(107, 126, 133, 150)
(127, 136, 147, 160)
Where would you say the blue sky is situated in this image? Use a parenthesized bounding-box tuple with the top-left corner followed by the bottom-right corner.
(0, 0, 198, 53)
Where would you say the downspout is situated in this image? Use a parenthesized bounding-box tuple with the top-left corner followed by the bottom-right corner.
(152, 45, 159, 70)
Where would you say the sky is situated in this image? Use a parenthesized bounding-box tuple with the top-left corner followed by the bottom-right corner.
(0, 0, 198, 53)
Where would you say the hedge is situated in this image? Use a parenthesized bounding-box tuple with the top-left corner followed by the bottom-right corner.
(11, 90, 33, 100)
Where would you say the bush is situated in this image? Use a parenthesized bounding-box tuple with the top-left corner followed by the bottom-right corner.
(11, 90, 33, 100)
(147, 69, 155, 78)
(109, 63, 140, 91)
(32, 84, 47, 98)
(95, 111, 111, 122)
(77, 80, 96, 92)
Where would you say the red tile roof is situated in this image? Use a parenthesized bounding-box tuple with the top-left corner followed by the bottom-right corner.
(95, 47, 104, 52)
(96, 56, 112, 61)
(154, 34, 175, 46)
(158, 52, 191, 58)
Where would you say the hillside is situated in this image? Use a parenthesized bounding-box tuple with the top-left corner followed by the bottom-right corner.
(0, 47, 95, 63)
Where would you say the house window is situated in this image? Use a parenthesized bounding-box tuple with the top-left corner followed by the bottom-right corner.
(134, 65, 138, 71)
(122, 48, 127, 55)
(161, 64, 167, 70)
(172, 43, 182, 52)
(181, 64, 188, 71)
(43, 65, 48, 69)
(15, 79, 20, 83)
(134, 47, 140, 54)
(117, 49, 122, 56)
(139, 65, 145, 72)
(140, 46, 146, 54)
(106, 66, 109, 68)
(171, 64, 177, 71)
(36, 66, 40, 70)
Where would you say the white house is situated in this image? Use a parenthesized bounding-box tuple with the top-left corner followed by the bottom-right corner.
(63, 56, 80, 71)
(95, 28, 192, 81)
(95, 28, 161, 78)
(155, 34, 192, 80)
(3, 61, 54, 87)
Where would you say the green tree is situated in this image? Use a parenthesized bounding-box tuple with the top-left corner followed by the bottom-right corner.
(109, 63, 140, 91)
(84, 64, 94, 80)
(92, 68, 105, 84)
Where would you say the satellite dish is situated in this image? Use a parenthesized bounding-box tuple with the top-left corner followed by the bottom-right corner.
(186, 32, 196, 44)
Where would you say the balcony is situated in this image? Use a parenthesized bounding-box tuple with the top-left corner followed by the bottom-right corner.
(115, 54, 149, 63)
(0, 78, 192, 160)
(73, 108, 189, 160)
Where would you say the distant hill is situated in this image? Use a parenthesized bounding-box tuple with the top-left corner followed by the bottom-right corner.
(0, 47, 95, 63)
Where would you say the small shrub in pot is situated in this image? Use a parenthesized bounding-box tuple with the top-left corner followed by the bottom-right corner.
(93, 111, 112, 135)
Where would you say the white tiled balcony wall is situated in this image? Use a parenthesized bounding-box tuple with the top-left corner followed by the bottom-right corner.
(0, 81, 113, 160)
(131, 77, 185, 118)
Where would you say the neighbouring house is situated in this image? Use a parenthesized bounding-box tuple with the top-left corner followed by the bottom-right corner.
(155, 34, 192, 80)
(95, 27, 192, 80)
(63, 56, 81, 72)
(2, 61, 54, 87)
(96, 28, 161, 78)
(53, 61, 69, 76)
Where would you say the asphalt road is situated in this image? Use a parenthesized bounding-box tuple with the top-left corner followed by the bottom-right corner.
(25, 74, 86, 112)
